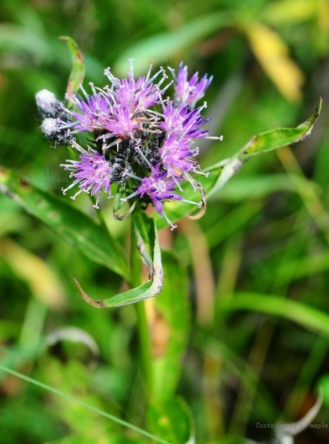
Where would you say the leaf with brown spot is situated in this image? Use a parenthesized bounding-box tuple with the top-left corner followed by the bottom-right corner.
(60, 36, 85, 98)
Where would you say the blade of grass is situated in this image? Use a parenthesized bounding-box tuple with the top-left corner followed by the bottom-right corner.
(276, 145, 329, 246)
(0, 364, 170, 444)
(227, 210, 312, 435)
(218, 293, 329, 338)
(194, 332, 280, 421)
(284, 336, 328, 419)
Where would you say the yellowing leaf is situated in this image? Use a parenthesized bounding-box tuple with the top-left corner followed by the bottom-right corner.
(0, 238, 66, 309)
(317, 0, 329, 33)
(245, 22, 304, 101)
(261, 0, 316, 25)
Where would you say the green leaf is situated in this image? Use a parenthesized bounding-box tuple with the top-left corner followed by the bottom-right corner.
(74, 211, 163, 308)
(0, 167, 128, 279)
(148, 397, 195, 444)
(59, 36, 85, 97)
(238, 97, 322, 159)
(207, 97, 322, 197)
(154, 97, 322, 229)
(114, 12, 229, 76)
(217, 292, 329, 338)
(152, 250, 190, 401)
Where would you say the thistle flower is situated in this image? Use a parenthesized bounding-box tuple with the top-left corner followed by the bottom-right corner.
(159, 135, 199, 179)
(67, 87, 111, 133)
(170, 62, 213, 106)
(36, 60, 222, 228)
(61, 141, 112, 209)
(104, 60, 168, 114)
(123, 166, 201, 229)
(160, 101, 210, 141)
(102, 103, 143, 141)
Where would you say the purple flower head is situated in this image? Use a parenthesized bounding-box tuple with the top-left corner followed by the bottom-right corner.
(67, 85, 111, 133)
(137, 167, 182, 213)
(122, 165, 202, 230)
(114, 75, 160, 112)
(172, 62, 213, 106)
(159, 135, 199, 178)
(36, 60, 223, 229)
(160, 101, 210, 141)
(104, 60, 167, 115)
(61, 140, 112, 208)
(102, 103, 142, 141)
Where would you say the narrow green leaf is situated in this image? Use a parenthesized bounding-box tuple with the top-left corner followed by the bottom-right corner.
(114, 12, 229, 75)
(154, 98, 322, 229)
(0, 364, 170, 444)
(207, 97, 322, 197)
(74, 212, 163, 307)
(148, 398, 195, 444)
(152, 251, 190, 402)
(154, 97, 322, 228)
(0, 167, 129, 279)
(59, 36, 85, 97)
(218, 292, 329, 338)
(238, 97, 322, 159)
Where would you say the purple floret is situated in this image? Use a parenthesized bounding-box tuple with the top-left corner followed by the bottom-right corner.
(173, 62, 213, 106)
(68, 89, 111, 133)
(160, 102, 210, 141)
(159, 135, 199, 178)
(61, 141, 112, 208)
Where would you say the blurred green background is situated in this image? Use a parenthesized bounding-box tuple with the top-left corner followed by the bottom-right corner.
(1, 0, 329, 443)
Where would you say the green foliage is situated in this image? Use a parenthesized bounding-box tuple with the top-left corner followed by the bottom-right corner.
(152, 250, 190, 401)
(0, 167, 128, 279)
(1, 1, 329, 443)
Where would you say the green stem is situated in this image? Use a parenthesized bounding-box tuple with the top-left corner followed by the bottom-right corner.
(130, 219, 153, 399)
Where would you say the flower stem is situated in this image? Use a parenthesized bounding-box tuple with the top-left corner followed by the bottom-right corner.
(130, 221, 153, 399)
